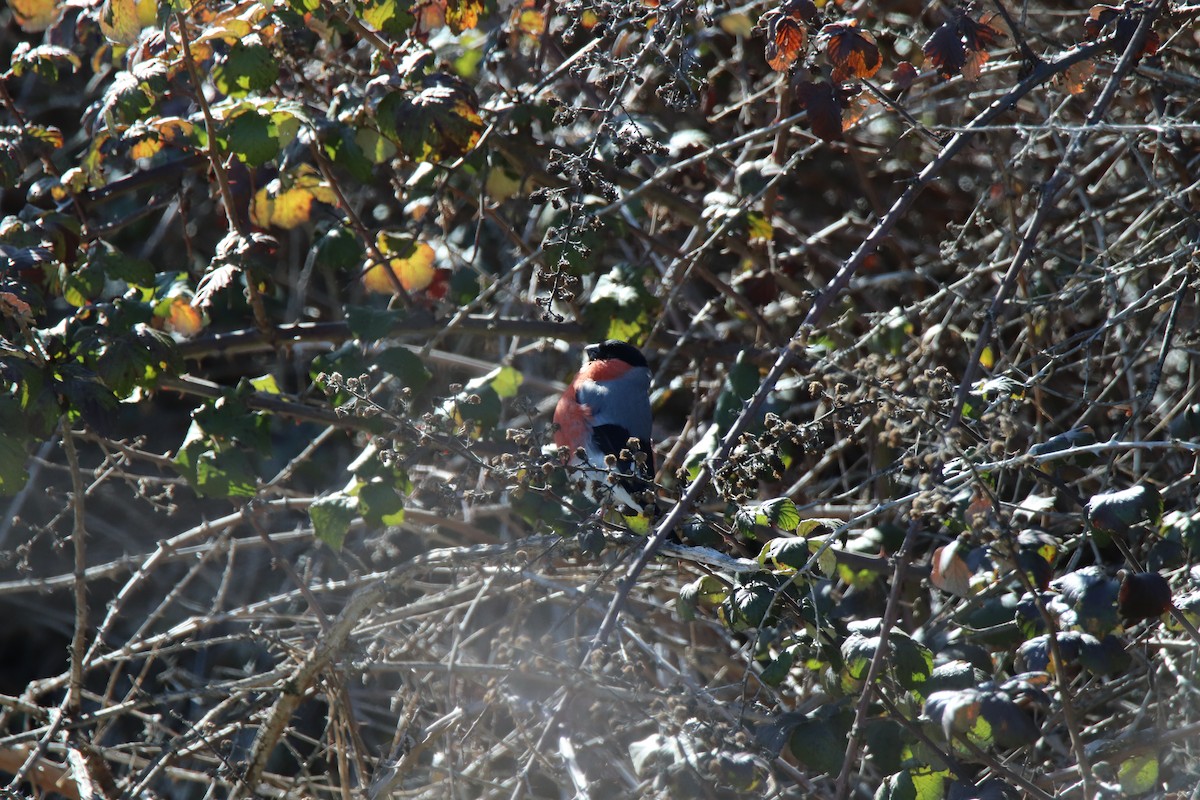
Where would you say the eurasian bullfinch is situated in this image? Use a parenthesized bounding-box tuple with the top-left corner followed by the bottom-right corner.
(553, 340, 656, 515)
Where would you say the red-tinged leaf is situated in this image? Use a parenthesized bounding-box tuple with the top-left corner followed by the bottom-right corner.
(924, 11, 1003, 80)
(765, 17, 807, 72)
(821, 22, 881, 83)
(923, 23, 966, 79)
(961, 14, 1003, 51)
(893, 61, 917, 92)
(795, 80, 843, 142)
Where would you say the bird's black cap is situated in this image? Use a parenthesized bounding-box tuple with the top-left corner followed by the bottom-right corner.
(585, 340, 648, 369)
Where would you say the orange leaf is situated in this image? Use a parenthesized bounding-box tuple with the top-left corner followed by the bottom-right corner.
(822, 22, 881, 83)
(766, 17, 806, 72)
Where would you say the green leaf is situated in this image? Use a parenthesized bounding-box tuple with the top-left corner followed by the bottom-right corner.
(760, 646, 795, 686)
(173, 421, 259, 498)
(220, 109, 279, 167)
(1117, 753, 1158, 795)
(315, 227, 365, 272)
(310, 492, 358, 550)
(345, 305, 404, 341)
(88, 241, 154, 285)
(358, 0, 414, 36)
(720, 579, 776, 631)
(584, 265, 658, 344)
(758, 536, 810, 572)
(0, 435, 31, 496)
(715, 351, 760, 431)
(357, 479, 406, 527)
(374, 347, 431, 393)
(9, 43, 81, 81)
(1087, 484, 1163, 536)
(213, 41, 279, 98)
(787, 704, 854, 776)
(736, 497, 801, 536)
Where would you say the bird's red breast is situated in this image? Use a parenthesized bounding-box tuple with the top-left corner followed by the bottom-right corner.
(553, 358, 634, 452)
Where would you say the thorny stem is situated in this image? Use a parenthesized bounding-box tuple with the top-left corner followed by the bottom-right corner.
(833, 522, 916, 800)
(587, 24, 1132, 660)
(950, 0, 1167, 425)
(311, 144, 413, 309)
(61, 424, 89, 715)
(174, 11, 273, 338)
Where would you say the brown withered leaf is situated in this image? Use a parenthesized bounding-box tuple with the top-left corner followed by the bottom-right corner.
(794, 80, 843, 142)
(821, 22, 881, 83)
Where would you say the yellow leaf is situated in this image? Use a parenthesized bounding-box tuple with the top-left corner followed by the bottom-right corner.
(100, 0, 144, 45)
(489, 365, 523, 398)
(250, 374, 281, 394)
(979, 345, 994, 370)
(445, 0, 483, 32)
(747, 212, 773, 242)
(250, 167, 336, 230)
(11, 0, 62, 32)
(197, 19, 253, 43)
(362, 237, 436, 294)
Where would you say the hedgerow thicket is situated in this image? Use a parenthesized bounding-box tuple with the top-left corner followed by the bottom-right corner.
(1, 0, 1199, 796)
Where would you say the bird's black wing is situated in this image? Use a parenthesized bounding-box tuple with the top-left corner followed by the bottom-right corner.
(591, 423, 655, 479)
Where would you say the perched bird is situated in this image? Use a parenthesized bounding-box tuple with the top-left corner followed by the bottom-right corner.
(554, 340, 656, 516)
